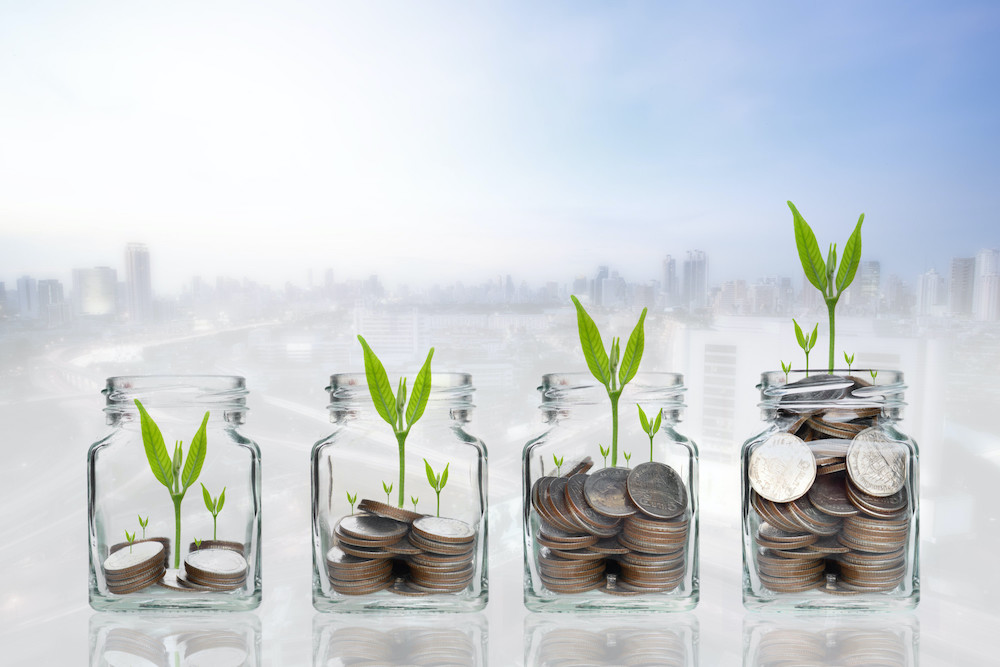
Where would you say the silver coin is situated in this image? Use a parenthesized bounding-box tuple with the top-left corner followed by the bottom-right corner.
(103, 541, 164, 575)
(185, 547, 249, 577)
(583, 467, 638, 518)
(411, 516, 475, 543)
(338, 514, 410, 541)
(626, 462, 687, 519)
(846, 427, 907, 497)
(749, 433, 817, 503)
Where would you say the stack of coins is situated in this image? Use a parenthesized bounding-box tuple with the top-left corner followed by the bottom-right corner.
(180, 548, 248, 591)
(103, 541, 166, 595)
(406, 517, 475, 593)
(530, 461, 690, 595)
(326, 545, 394, 595)
(109, 537, 171, 569)
(748, 380, 911, 595)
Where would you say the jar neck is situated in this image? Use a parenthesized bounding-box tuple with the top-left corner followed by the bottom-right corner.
(758, 369, 905, 421)
(326, 372, 475, 424)
(103, 375, 248, 426)
(538, 372, 686, 425)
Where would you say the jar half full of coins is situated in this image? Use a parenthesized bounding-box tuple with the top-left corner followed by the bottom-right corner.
(741, 369, 919, 611)
(523, 373, 699, 612)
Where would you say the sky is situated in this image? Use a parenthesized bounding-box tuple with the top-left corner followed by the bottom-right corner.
(1, 0, 999, 292)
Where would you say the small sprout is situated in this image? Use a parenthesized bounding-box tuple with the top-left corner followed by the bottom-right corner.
(780, 360, 792, 383)
(870, 369, 878, 383)
(138, 515, 149, 539)
(793, 319, 819, 376)
(553, 454, 564, 476)
(844, 352, 855, 374)
(410, 496, 419, 512)
(194, 537, 202, 549)
(424, 459, 450, 517)
(346, 491, 358, 515)
(125, 529, 136, 554)
(599, 444, 610, 468)
(201, 483, 226, 540)
(623, 451, 632, 468)
(382, 481, 393, 505)
(637, 404, 662, 462)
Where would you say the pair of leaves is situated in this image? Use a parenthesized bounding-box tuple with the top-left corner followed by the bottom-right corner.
(382, 481, 394, 494)
(135, 399, 209, 495)
(358, 336, 434, 435)
(125, 529, 136, 544)
(780, 360, 792, 374)
(637, 405, 662, 438)
(789, 201, 864, 300)
(346, 491, 358, 504)
(424, 459, 449, 492)
(137, 515, 148, 529)
(599, 444, 610, 459)
(552, 454, 564, 468)
(844, 352, 855, 366)
(571, 296, 647, 393)
(793, 319, 818, 353)
(201, 484, 226, 516)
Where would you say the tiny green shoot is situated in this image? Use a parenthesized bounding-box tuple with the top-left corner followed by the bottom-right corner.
(424, 459, 450, 517)
(346, 491, 357, 515)
(637, 404, 662, 462)
(623, 451, 632, 468)
(194, 537, 202, 549)
(553, 454, 564, 476)
(780, 360, 791, 383)
(844, 352, 855, 374)
(870, 369, 878, 383)
(138, 515, 149, 539)
(125, 529, 136, 554)
(411, 496, 419, 512)
(382, 480, 393, 505)
(599, 444, 610, 468)
(789, 201, 864, 372)
(201, 484, 226, 540)
(793, 319, 819, 376)
(571, 295, 647, 467)
(358, 335, 434, 508)
(135, 399, 209, 569)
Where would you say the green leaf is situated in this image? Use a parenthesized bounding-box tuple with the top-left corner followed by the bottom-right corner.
(609, 337, 620, 378)
(357, 335, 397, 427)
(194, 538, 201, 548)
(845, 352, 854, 365)
(599, 444, 610, 457)
(134, 400, 173, 490)
(809, 324, 819, 349)
(217, 487, 225, 514)
(618, 308, 647, 386)
(202, 484, 214, 512)
(440, 463, 449, 489)
(836, 213, 865, 294)
(424, 458, 438, 489)
(571, 295, 610, 387)
(793, 319, 806, 349)
(181, 411, 209, 491)
(346, 491, 356, 503)
(789, 201, 828, 293)
(405, 347, 435, 428)
(173, 441, 183, 482)
(138, 515, 148, 528)
(826, 243, 838, 286)
(651, 410, 662, 435)
(637, 404, 650, 433)
(396, 378, 407, 425)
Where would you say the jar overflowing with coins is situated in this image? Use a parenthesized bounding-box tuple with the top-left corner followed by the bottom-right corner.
(523, 373, 698, 612)
(88, 376, 262, 611)
(741, 370, 919, 611)
(312, 373, 487, 612)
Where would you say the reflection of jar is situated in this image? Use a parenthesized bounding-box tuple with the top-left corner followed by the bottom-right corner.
(88, 376, 261, 611)
(522, 373, 699, 612)
(742, 614, 918, 666)
(312, 373, 488, 612)
(90, 613, 262, 666)
(741, 370, 919, 611)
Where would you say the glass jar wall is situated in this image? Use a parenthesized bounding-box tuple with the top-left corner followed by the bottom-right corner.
(88, 376, 261, 611)
(523, 373, 699, 612)
(741, 370, 919, 611)
(312, 373, 488, 612)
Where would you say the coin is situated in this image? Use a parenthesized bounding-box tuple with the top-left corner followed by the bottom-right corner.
(564, 474, 621, 536)
(357, 499, 424, 523)
(411, 516, 475, 543)
(749, 433, 817, 503)
(184, 548, 249, 581)
(846, 427, 907, 497)
(583, 467, 638, 518)
(338, 514, 409, 542)
(626, 462, 687, 519)
(104, 541, 165, 579)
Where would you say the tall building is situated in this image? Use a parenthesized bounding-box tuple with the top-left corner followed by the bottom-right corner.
(858, 260, 881, 312)
(949, 256, 975, 316)
(973, 249, 1000, 321)
(662, 255, 678, 307)
(125, 243, 153, 322)
(682, 250, 708, 310)
(590, 265, 609, 306)
(37, 279, 68, 326)
(16, 276, 38, 319)
(916, 268, 946, 316)
(974, 275, 1000, 322)
(73, 267, 118, 316)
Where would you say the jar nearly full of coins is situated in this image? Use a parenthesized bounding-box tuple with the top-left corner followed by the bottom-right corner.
(742, 370, 919, 611)
(312, 373, 487, 612)
(88, 376, 261, 611)
(523, 373, 698, 612)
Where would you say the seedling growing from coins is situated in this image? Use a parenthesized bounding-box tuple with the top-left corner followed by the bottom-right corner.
(637, 404, 662, 462)
(194, 537, 202, 549)
(201, 484, 226, 540)
(553, 454, 564, 476)
(135, 399, 209, 569)
(138, 515, 149, 539)
(571, 296, 647, 467)
(789, 201, 864, 372)
(780, 361, 791, 383)
(382, 480, 393, 505)
(346, 491, 357, 515)
(599, 444, 610, 468)
(125, 529, 136, 554)
(410, 496, 419, 512)
(844, 352, 855, 374)
(793, 319, 818, 376)
(623, 451, 632, 468)
(358, 335, 434, 508)
(424, 459, 450, 517)
(870, 369, 878, 383)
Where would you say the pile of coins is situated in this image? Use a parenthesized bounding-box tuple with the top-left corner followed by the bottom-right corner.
(326, 501, 477, 596)
(179, 548, 249, 591)
(748, 375, 911, 595)
(110, 537, 171, 569)
(530, 460, 690, 595)
(103, 541, 167, 595)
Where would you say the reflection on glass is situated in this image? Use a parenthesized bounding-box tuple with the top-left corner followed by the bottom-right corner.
(743, 614, 918, 667)
(524, 613, 699, 666)
(90, 613, 260, 666)
(312, 612, 487, 666)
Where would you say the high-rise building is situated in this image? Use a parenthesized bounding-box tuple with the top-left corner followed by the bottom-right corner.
(682, 250, 708, 310)
(73, 267, 118, 316)
(16, 276, 38, 319)
(591, 265, 609, 306)
(37, 279, 68, 326)
(662, 255, 678, 307)
(973, 249, 1000, 321)
(974, 275, 1000, 322)
(949, 256, 975, 316)
(858, 261, 881, 312)
(916, 269, 946, 316)
(125, 243, 152, 322)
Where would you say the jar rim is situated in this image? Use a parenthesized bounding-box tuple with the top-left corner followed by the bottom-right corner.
(103, 375, 248, 414)
(326, 372, 475, 410)
(759, 369, 905, 410)
(537, 372, 686, 409)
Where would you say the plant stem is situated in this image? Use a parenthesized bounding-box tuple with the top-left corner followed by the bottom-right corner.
(610, 393, 620, 467)
(396, 432, 406, 508)
(213, 515, 217, 540)
(172, 496, 183, 569)
(827, 300, 836, 373)
(649, 435, 654, 462)
(436, 491, 441, 517)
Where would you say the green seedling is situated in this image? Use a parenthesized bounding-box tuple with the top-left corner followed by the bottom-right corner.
(125, 529, 136, 554)
(780, 360, 792, 383)
(346, 491, 358, 515)
(870, 369, 878, 383)
(411, 496, 419, 512)
(135, 399, 209, 569)
(194, 537, 202, 549)
(844, 352, 855, 374)
(553, 454, 564, 476)
(599, 444, 610, 468)
(637, 404, 662, 462)
(424, 459, 450, 517)
(138, 515, 149, 539)
(793, 319, 819, 376)
(358, 335, 434, 508)
(571, 296, 647, 467)
(623, 451, 632, 468)
(382, 481, 393, 505)
(789, 201, 864, 372)
(201, 484, 226, 540)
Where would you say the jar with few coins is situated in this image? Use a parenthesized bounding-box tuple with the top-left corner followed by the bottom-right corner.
(741, 369, 919, 611)
(522, 373, 699, 612)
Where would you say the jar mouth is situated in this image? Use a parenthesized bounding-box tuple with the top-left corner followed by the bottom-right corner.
(759, 369, 905, 411)
(104, 375, 248, 415)
(538, 372, 686, 408)
(326, 372, 475, 410)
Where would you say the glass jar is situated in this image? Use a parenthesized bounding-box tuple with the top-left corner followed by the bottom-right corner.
(741, 369, 919, 611)
(88, 376, 262, 611)
(312, 372, 488, 612)
(522, 373, 699, 612)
